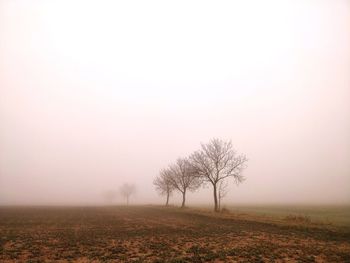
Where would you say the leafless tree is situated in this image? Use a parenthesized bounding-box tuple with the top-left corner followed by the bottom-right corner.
(218, 180, 229, 211)
(190, 138, 247, 212)
(153, 168, 174, 206)
(168, 158, 201, 208)
(119, 183, 136, 206)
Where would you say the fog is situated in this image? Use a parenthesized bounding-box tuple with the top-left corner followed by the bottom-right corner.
(1, 0, 349, 206)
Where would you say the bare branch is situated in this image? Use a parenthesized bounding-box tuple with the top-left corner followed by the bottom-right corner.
(167, 158, 202, 208)
(189, 138, 248, 211)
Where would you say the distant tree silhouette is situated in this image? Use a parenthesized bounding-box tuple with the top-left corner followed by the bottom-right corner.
(119, 183, 136, 206)
(103, 190, 118, 204)
(154, 169, 174, 206)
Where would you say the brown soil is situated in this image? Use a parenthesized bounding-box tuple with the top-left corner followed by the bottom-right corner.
(0, 206, 349, 262)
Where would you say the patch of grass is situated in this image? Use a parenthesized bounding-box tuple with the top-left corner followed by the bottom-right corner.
(222, 204, 350, 227)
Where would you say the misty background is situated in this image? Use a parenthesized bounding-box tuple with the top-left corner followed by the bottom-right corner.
(1, 0, 349, 206)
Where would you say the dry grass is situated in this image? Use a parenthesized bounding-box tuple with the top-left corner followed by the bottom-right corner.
(1, 206, 349, 262)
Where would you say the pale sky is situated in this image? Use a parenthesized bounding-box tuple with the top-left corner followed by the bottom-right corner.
(1, 0, 349, 205)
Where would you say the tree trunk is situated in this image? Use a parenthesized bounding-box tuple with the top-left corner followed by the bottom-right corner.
(126, 195, 129, 206)
(213, 183, 219, 212)
(165, 192, 169, 206)
(181, 190, 186, 208)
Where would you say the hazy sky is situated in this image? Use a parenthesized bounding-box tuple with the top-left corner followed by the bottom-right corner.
(1, 0, 349, 205)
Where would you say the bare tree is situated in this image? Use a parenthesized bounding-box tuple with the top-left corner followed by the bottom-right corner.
(119, 183, 136, 206)
(153, 168, 174, 206)
(218, 180, 228, 211)
(190, 138, 247, 212)
(168, 158, 201, 208)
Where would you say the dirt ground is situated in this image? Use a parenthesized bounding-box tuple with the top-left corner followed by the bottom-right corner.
(0, 206, 349, 262)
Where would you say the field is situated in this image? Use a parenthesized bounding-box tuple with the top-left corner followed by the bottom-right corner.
(1, 206, 350, 262)
(225, 205, 350, 227)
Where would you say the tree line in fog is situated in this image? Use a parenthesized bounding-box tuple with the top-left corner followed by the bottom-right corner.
(103, 183, 136, 206)
(153, 138, 248, 212)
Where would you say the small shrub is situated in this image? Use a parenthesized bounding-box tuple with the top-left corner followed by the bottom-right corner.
(221, 207, 230, 214)
(284, 214, 311, 224)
